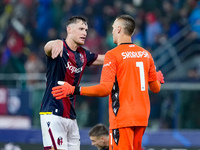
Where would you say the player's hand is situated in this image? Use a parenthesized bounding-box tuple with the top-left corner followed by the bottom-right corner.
(52, 81, 75, 99)
(157, 70, 164, 84)
(51, 40, 63, 59)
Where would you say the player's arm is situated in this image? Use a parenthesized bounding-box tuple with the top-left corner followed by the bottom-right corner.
(51, 81, 113, 99)
(80, 82, 113, 96)
(92, 54, 105, 65)
(52, 52, 115, 99)
(149, 80, 161, 93)
(44, 39, 63, 59)
(149, 70, 164, 93)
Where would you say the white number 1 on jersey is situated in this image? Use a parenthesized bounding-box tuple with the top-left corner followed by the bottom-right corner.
(136, 62, 145, 91)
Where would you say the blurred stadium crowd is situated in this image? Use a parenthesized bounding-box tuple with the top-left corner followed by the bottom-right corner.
(0, 0, 200, 82)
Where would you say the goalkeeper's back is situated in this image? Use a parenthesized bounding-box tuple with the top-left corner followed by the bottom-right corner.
(100, 43, 158, 129)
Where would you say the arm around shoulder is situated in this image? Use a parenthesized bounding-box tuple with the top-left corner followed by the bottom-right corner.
(44, 39, 63, 58)
(44, 40, 54, 57)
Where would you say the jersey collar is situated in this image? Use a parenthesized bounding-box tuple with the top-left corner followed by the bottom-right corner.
(120, 43, 133, 45)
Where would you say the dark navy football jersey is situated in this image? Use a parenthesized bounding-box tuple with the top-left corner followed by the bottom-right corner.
(40, 40, 98, 119)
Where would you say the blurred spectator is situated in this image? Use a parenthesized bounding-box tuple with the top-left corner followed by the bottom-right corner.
(132, 13, 145, 47)
(51, 0, 64, 30)
(24, 52, 45, 85)
(162, 0, 176, 23)
(35, 0, 53, 42)
(187, 66, 200, 80)
(172, 0, 184, 10)
(188, 1, 200, 39)
(0, 4, 12, 43)
(6, 28, 24, 54)
(132, 25, 144, 47)
(2, 54, 25, 74)
(85, 28, 103, 53)
(178, 7, 189, 28)
(145, 12, 163, 50)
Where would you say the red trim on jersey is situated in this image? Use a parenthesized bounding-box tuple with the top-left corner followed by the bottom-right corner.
(62, 97, 71, 118)
(63, 42, 76, 118)
(48, 128, 57, 150)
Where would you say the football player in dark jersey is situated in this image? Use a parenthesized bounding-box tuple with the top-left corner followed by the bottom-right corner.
(40, 16, 104, 150)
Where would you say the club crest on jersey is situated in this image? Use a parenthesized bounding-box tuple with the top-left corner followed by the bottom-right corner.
(57, 136, 63, 145)
(79, 54, 84, 63)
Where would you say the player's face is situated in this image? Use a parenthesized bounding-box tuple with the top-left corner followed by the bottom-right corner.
(70, 21, 88, 45)
(90, 136, 105, 149)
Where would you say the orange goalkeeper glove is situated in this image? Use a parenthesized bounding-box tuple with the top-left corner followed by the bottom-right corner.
(52, 81, 80, 99)
(157, 70, 164, 84)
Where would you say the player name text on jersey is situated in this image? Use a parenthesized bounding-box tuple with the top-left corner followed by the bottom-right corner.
(121, 51, 149, 59)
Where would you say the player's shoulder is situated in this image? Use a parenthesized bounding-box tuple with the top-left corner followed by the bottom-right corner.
(105, 48, 117, 58)
(106, 45, 121, 55)
(77, 46, 85, 51)
(134, 44, 153, 56)
(77, 46, 90, 54)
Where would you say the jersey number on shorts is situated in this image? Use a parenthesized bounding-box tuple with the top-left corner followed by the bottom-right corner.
(136, 62, 145, 91)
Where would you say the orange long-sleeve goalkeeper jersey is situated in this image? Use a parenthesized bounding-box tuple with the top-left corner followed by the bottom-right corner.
(100, 43, 157, 129)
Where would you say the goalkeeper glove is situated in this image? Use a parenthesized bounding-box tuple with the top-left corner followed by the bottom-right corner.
(52, 81, 81, 99)
(157, 70, 164, 84)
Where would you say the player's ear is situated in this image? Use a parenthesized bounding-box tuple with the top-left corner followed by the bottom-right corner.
(117, 26, 121, 34)
(67, 25, 72, 34)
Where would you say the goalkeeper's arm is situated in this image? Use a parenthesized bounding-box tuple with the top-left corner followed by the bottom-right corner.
(52, 82, 113, 99)
(149, 80, 161, 93)
(52, 71, 164, 99)
(79, 82, 113, 97)
(80, 80, 161, 96)
(52, 80, 161, 100)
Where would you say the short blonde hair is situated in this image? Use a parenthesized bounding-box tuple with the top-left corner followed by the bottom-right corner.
(116, 15, 135, 36)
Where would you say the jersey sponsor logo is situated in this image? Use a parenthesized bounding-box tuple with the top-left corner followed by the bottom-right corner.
(66, 62, 82, 74)
(121, 51, 149, 59)
(103, 62, 111, 67)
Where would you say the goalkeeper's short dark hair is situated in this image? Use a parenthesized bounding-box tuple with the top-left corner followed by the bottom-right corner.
(89, 123, 109, 137)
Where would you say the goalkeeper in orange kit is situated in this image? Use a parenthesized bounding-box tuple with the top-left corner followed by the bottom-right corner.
(52, 15, 164, 150)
